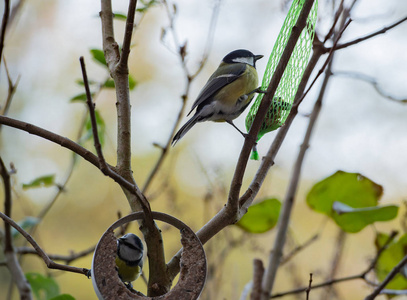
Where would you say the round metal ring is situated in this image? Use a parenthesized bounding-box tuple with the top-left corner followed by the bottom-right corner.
(92, 211, 207, 299)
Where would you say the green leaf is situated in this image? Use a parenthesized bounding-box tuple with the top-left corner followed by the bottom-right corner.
(50, 295, 76, 300)
(70, 93, 91, 103)
(306, 171, 396, 233)
(113, 13, 127, 20)
(81, 110, 106, 146)
(12, 217, 40, 238)
(90, 49, 107, 67)
(332, 201, 398, 233)
(129, 74, 137, 90)
(136, 0, 158, 12)
(375, 233, 407, 290)
(102, 75, 137, 90)
(103, 78, 115, 89)
(26, 272, 60, 300)
(22, 174, 56, 190)
(75, 79, 97, 86)
(237, 198, 281, 233)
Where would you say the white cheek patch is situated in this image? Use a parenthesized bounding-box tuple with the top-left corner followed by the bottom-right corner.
(232, 57, 254, 66)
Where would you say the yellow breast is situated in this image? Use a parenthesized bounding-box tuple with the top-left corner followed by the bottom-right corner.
(115, 256, 142, 283)
(214, 65, 258, 107)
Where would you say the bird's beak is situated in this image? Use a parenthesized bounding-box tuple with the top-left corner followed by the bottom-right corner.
(255, 54, 264, 61)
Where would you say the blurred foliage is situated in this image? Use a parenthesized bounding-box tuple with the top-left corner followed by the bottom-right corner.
(237, 198, 281, 233)
(26, 272, 75, 300)
(22, 175, 56, 190)
(307, 171, 398, 233)
(375, 232, 407, 291)
(11, 217, 40, 239)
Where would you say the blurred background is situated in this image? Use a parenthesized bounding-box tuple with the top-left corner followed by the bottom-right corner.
(0, 0, 406, 299)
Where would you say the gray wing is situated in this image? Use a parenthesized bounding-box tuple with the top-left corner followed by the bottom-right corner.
(187, 63, 246, 116)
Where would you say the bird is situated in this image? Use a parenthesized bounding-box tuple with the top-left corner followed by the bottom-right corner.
(115, 233, 144, 287)
(172, 49, 263, 145)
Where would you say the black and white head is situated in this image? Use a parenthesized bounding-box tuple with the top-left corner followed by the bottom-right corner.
(222, 49, 263, 68)
(117, 233, 144, 264)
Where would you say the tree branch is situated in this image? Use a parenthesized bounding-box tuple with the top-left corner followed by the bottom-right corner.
(270, 231, 398, 298)
(117, 0, 137, 73)
(0, 156, 32, 299)
(16, 245, 95, 265)
(229, 0, 316, 214)
(260, 9, 351, 299)
(143, 0, 221, 194)
(0, 0, 10, 67)
(100, 1, 168, 296)
(0, 212, 89, 275)
(330, 15, 407, 51)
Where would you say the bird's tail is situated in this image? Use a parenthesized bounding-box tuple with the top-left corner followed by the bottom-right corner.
(172, 114, 200, 146)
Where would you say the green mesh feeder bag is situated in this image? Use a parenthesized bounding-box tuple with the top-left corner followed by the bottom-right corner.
(245, 0, 318, 160)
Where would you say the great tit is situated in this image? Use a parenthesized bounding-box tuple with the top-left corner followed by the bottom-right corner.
(172, 49, 263, 145)
(115, 233, 144, 286)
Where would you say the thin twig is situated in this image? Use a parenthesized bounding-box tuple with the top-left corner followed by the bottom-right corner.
(16, 245, 95, 265)
(320, 230, 346, 299)
(270, 231, 399, 298)
(323, 0, 344, 43)
(365, 254, 407, 300)
(333, 71, 407, 103)
(117, 0, 137, 73)
(297, 18, 351, 105)
(79, 56, 109, 172)
(0, 212, 89, 275)
(250, 259, 265, 300)
(0, 58, 21, 120)
(0, 0, 10, 67)
(330, 15, 407, 51)
(142, 0, 221, 194)
(281, 233, 319, 265)
(0, 156, 12, 252)
(306, 273, 313, 300)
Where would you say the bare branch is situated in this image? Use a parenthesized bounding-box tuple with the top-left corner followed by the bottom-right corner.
(0, 115, 100, 167)
(0, 0, 10, 67)
(306, 273, 313, 300)
(0, 212, 89, 276)
(323, 0, 344, 43)
(117, 0, 137, 73)
(281, 233, 319, 265)
(0, 156, 12, 251)
(0, 58, 20, 121)
(298, 18, 351, 104)
(16, 245, 95, 265)
(320, 230, 347, 299)
(270, 231, 398, 298)
(100, 0, 119, 71)
(333, 70, 407, 103)
(250, 259, 265, 300)
(79, 57, 109, 172)
(143, 0, 221, 193)
(330, 15, 407, 51)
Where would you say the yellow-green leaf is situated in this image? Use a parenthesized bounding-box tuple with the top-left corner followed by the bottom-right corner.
(22, 174, 55, 190)
(237, 198, 281, 233)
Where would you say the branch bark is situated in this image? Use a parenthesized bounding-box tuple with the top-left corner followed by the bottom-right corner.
(99, 1, 169, 295)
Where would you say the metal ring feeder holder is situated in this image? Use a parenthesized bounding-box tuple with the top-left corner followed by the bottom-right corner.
(91, 211, 207, 299)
